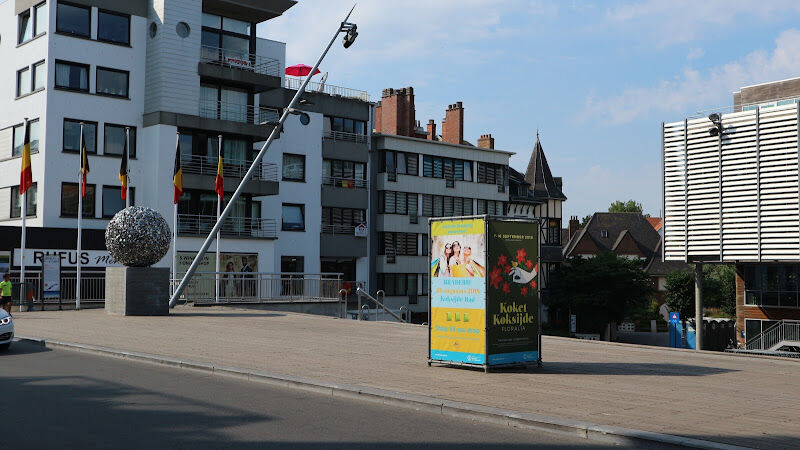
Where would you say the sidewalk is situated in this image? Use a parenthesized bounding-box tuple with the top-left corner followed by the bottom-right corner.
(13, 307, 800, 448)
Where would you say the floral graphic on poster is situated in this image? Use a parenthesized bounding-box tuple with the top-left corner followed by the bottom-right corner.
(488, 247, 538, 297)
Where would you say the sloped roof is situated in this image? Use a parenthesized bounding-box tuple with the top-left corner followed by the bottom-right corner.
(508, 167, 543, 205)
(563, 212, 660, 260)
(524, 136, 567, 201)
(646, 217, 663, 231)
(645, 241, 691, 275)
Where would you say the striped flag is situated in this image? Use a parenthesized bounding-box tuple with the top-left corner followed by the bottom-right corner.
(20, 122, 32, 194)
(173, 141, 183, 204)
(215, 145, 224, 199)
(119, 136, 128, 199)
(80, 130, 90, 197)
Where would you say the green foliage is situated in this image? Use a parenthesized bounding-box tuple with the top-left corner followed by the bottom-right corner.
(608, 200, 650, 217)
(665, 265, 736, 320)
(665, 270, 696, 320)
(550, 252, 655, 328)
(580, 215, 592, 227)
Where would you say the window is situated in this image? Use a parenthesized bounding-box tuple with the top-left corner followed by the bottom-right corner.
(328, 116, 367, 135)
(102, 186, 134, 217)
(600, 230, 608, 238)
(381, 191, 417, 215)
(34, 2, 47, 36)
(61, 182, 95, 217)
(56, 2, 91, 37)
(96, 67, 129, 97)
(743, 265, 800, 308)
(18, 9, 32, 43)
(63, 119, 97, 153)
(282, 203, 305, 231)
(11, 184, 37, 218)
(33, 61, 46, 91)
(13, 119, 40, 157)
(17, 67, 31, 97)
(422, 195, 472, 217)
(476, 199, 503, 215)
(282, 154, 305, 181)
(55, 60, 88, 91)
(322, 207, 366, 233)
(476, 162, 507, 192)
(380, 233, 418, 256)
(201, 13, 253, 60)
(104, 124, 136, 157)
(98, 10, 130, 45)
(378, 273, 420, 297)
(382, 151, 418, 177)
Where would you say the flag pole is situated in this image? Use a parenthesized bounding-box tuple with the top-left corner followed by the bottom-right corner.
(76, 122, 84, 310)
(19, 118, 28, 313)
(216, 134, 222, 304)
(173, 132, 179, 295)
(125, 127, 131, 207)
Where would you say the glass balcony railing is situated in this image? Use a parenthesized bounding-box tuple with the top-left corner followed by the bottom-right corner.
(178, 214, 277, 239)
(199, 99, 280, 125)
(182, 154, 278, 181)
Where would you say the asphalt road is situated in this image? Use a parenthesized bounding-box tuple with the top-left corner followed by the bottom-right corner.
(0, 340, 625, 449)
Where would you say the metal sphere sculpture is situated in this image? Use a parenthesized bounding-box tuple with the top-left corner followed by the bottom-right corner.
(105, 206, 171, 267)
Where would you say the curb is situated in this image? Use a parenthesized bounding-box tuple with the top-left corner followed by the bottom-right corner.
(17, 336, 749, 450)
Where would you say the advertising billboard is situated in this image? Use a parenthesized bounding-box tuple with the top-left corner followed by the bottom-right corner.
(429, 216, 541, 369)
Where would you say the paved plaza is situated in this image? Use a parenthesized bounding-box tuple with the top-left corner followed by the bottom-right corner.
(12, 307, 800, 448)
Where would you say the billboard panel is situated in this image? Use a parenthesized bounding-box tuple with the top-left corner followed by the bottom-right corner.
(429, 218, 487, 364)
(486, 220, 540, 365)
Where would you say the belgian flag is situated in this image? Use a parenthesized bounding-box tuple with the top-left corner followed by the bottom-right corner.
(19, 121, 32, 194)
(173, 141, 183, 204)
(214, 143, 224, 199)
(80, 130, 90, 197)
(118, 135, 128, 200)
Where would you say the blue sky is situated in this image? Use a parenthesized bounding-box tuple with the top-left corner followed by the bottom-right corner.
(258, 0, 800, 221)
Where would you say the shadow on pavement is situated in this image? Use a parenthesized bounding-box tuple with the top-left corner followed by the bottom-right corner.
(498, 362, 736, 376)
(171, 312, 286, 318)
(1, 339, 52, 355)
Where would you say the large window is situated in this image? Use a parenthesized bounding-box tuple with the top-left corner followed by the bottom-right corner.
(18, 9, 33, 43)
(33, 61, 46, 91)
(281, 203, 304, 231)
(200, 85, 250, 121)
(744, 265, 800, 308)
(322, 207, 366, 234)
(102, 186, 134, 217)
(35, 2, 47, 35)
(16, 67, 31, 97)
(63, 119, 97, 153)
(56, 2, 91, 37)
(55, 60, 88, 92)
(380, 191, 418, 217)
(378, 273, 420, 297)
(380, 233, 419, 256)
(201, 13, 252, 61)
(97, 10, 130, 45)
(282, 154, 305, 181)
(421, 195, 473, 217)
(104, 124, 136, 157)
(323, 159, 367, 186)
(326, 116, 367, 135)
(382, 151, 418, 177)
(476, 199, 504, 216)
(96, 67, 129, 98)
(422, 155, 471, 183)
(13, 119, 40, 157)
(11, 184, 37, 218)
(61, 182, 95, 217)
(476, 162, 507, 192)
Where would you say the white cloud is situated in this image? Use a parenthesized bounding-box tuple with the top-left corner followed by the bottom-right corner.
(604, 0, 800, 47)
(580, 29, 800, 125)
(686, 47, 704, 60)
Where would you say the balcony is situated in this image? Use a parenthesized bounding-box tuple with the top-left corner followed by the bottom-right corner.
(178, 214, 277, 239)
(200, 99, 279, 125)
(322, 176, 367, 189)
(323, 130, 368, 144)
(321, 177, 368, 208)
(321, 224, 367, 257)
(200, 46, 281, 77)
(285, 77, 370, 102)
(183, 154, 278, 181)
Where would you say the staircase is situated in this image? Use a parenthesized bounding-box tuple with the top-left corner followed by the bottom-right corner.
(742, 320, 800, 354)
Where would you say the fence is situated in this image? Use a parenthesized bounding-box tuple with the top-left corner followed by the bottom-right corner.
(200, 45, 282, 77)
(322, 175, 367, 189)
(284, 77, 370, 102)
(172, 272, 342, 305)
(177, 214, 278, 239)
(746, 320, 800, 351)
(8, 271, 105, 309)
(323, 130, 369, 144)
(199, 99, 280, 125)
(182, 154, 278, 181)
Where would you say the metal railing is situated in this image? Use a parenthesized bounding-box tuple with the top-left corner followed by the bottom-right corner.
(322, 175, 367, 188)
(200, 45, 282, 77)
(321, 224, 363, 235)
(9, 271, 105, 309)
(172, 272, 342, 305)
(746, 320, 800, 351)
(199, 99, 280, 125)
(177, 214, 278, 239)
(181, 154, 278, 181)
(285, 77, 370, 102)
(353, 288, 411, 323)
(323, 130, 369, 144)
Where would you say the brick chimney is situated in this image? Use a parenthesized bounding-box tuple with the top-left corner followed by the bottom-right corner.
(568, 216, 580, 240)
(441, 102, 464, 145)
(477, 134, 494, 149)
(374, 87, 416, 137)
(426, 119, 436, 140)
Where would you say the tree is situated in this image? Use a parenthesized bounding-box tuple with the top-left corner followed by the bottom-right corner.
(665, 265, 737, 321)
(579, 215, 592, 227)
(665, 270, 696, 321)
(550, 252, 654, 332)
(608, 200, 650, 217)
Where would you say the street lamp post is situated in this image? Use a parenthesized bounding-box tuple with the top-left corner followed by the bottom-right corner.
(169, 5, 359, 307)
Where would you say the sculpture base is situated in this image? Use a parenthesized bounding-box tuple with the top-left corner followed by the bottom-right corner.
(105, 267, 169, 316)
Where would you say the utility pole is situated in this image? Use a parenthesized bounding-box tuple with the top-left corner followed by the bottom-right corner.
(694, 263, 703, 350)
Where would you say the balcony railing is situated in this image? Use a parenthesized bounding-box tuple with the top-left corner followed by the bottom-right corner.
(285, 77, 370, 102)
(182, 154, 278, 181)
(322, 176, 367, 189)
(172, 272, 343, 304)
(321, 224, 361, 235)
(323, 130, 368, 144)
(200, 45, 282, 77)
(178, 214, 277, 239)
(199, 99, 280, 125)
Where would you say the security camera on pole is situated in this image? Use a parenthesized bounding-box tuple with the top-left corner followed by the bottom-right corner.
(170, 5, 360, 307)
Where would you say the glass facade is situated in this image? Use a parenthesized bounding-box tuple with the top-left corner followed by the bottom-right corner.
(744, 265, 800, 308)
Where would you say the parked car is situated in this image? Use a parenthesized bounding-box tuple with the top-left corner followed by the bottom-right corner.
(0, 309, 13, 350)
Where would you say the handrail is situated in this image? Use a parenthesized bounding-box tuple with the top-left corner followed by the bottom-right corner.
(182, 154, 279, 181)
(200, 45, 282, 77)
(285, 77, 370, 102)
(322, 175, 367, 188)
(199, 99, 280, 125)
(356, 287, 404, 322)
(338, 288, 348, 319)
(323, 130, 368, 144)
(177, 214, 278, 239)
(746, 319, 800, 350)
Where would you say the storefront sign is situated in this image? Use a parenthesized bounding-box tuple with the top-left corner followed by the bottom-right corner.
(14, 249, 121, 268)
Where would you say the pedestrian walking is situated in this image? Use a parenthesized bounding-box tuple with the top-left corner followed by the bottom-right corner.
(1, 273, 13, 316)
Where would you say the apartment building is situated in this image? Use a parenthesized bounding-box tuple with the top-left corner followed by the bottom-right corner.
(662, 77, 800, 349)
(370, 88, 512, 318)
(0, 0, 296, 279)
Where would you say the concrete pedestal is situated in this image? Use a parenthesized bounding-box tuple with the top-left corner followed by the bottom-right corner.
(105, 267, 169, 316)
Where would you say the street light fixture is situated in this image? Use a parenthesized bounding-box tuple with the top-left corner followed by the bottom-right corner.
(169, 5, 360, 307)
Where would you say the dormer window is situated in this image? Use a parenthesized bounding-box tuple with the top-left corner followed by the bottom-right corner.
(600, 230, 608, 238)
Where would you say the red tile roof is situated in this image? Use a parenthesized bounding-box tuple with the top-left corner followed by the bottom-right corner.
(646, 217, 663, 231)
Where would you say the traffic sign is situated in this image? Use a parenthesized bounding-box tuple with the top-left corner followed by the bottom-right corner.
(669, 312, 680, 323)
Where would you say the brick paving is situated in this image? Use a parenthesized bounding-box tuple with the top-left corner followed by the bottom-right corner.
(13, 307, 800, 448)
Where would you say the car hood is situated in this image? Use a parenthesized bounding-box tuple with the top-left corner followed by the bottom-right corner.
(0, 309, 9, 320)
